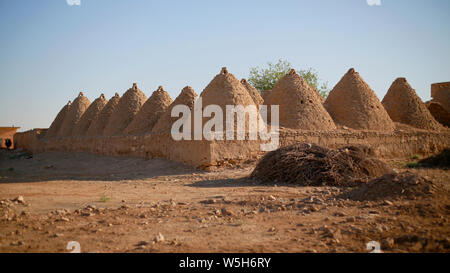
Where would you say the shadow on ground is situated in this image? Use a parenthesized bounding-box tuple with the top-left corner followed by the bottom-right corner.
(0, 150, 198, 183)
(187, 177, 304, 189)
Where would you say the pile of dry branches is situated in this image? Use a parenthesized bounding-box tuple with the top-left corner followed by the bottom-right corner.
(250, 143, 391, 187)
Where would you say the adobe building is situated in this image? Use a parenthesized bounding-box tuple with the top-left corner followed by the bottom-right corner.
(431, 82, 450, 112)
(12, 68, 450, 169)
(0, 127, 20, 149)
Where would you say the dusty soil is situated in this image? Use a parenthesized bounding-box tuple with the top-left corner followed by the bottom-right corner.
(0, 150, 449, 253)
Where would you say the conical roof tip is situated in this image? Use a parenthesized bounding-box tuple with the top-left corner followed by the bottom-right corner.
(132, 83, 137, 90)
(157, 85, 164, 91)
(114, 92, 120, 97)
(200, 67, 256, 106)
(78, 92, 84, 97)
(181, 85, 195, 93)
(100, 93, 105, 99)
(390, 77, 413, 89)
(220, 67, 228, 75)
(67, 100, 72, 105)
(288, 69, 296, 75)
(347, 68, 356, 74)
(241, 78, 247, 84)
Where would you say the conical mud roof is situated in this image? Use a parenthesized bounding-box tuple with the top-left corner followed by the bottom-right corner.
(382, 78, 442, 131)
(58, 92, 91, 137)
(103, 83, 147, 136)
(152, 86, 198, 134)
(72, 94, 108, 136)
(264, 69, 336, 130)
(86, 93, 121, 136)
(46, 100, 71, 138)
(200, 67, 260, 134)
(324, 68, 395, 131)
(241, 79, 264, 105)
(124, 86, 173, 135)
(201, 68, 256, 107)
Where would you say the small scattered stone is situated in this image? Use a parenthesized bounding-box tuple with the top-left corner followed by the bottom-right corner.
(334, 212, 346, 217)
(11, 240, 24, 246)
(221, 208, 234, 216)
(14, 196, 25, 204)
(382, 238, 395, 249)
(154, 233, 165, 243)
(201, 199, 216, 204)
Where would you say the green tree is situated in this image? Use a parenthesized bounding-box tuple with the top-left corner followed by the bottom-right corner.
(248, 59, 330, 98)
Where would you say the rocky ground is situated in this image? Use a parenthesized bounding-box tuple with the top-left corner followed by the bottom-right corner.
(0, 150, 449, 253)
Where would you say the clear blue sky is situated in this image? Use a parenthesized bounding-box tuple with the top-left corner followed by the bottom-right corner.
(1, 0, 449, 132)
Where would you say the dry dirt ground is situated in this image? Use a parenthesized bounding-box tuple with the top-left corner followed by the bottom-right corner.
(0, 150, 449, 253)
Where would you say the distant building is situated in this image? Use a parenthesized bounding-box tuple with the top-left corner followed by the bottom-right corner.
(431, 82, 450, 113)
(0, 127, 20, 149)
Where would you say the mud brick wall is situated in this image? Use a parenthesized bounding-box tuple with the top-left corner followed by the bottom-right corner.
(431, 82, 450, 112)
(279, 130, 450, 158)
(22, 133, 212, 167)
(14, 128, 450, 168)
(196, 129, 450, 167)
(14, 129, 47, 152)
